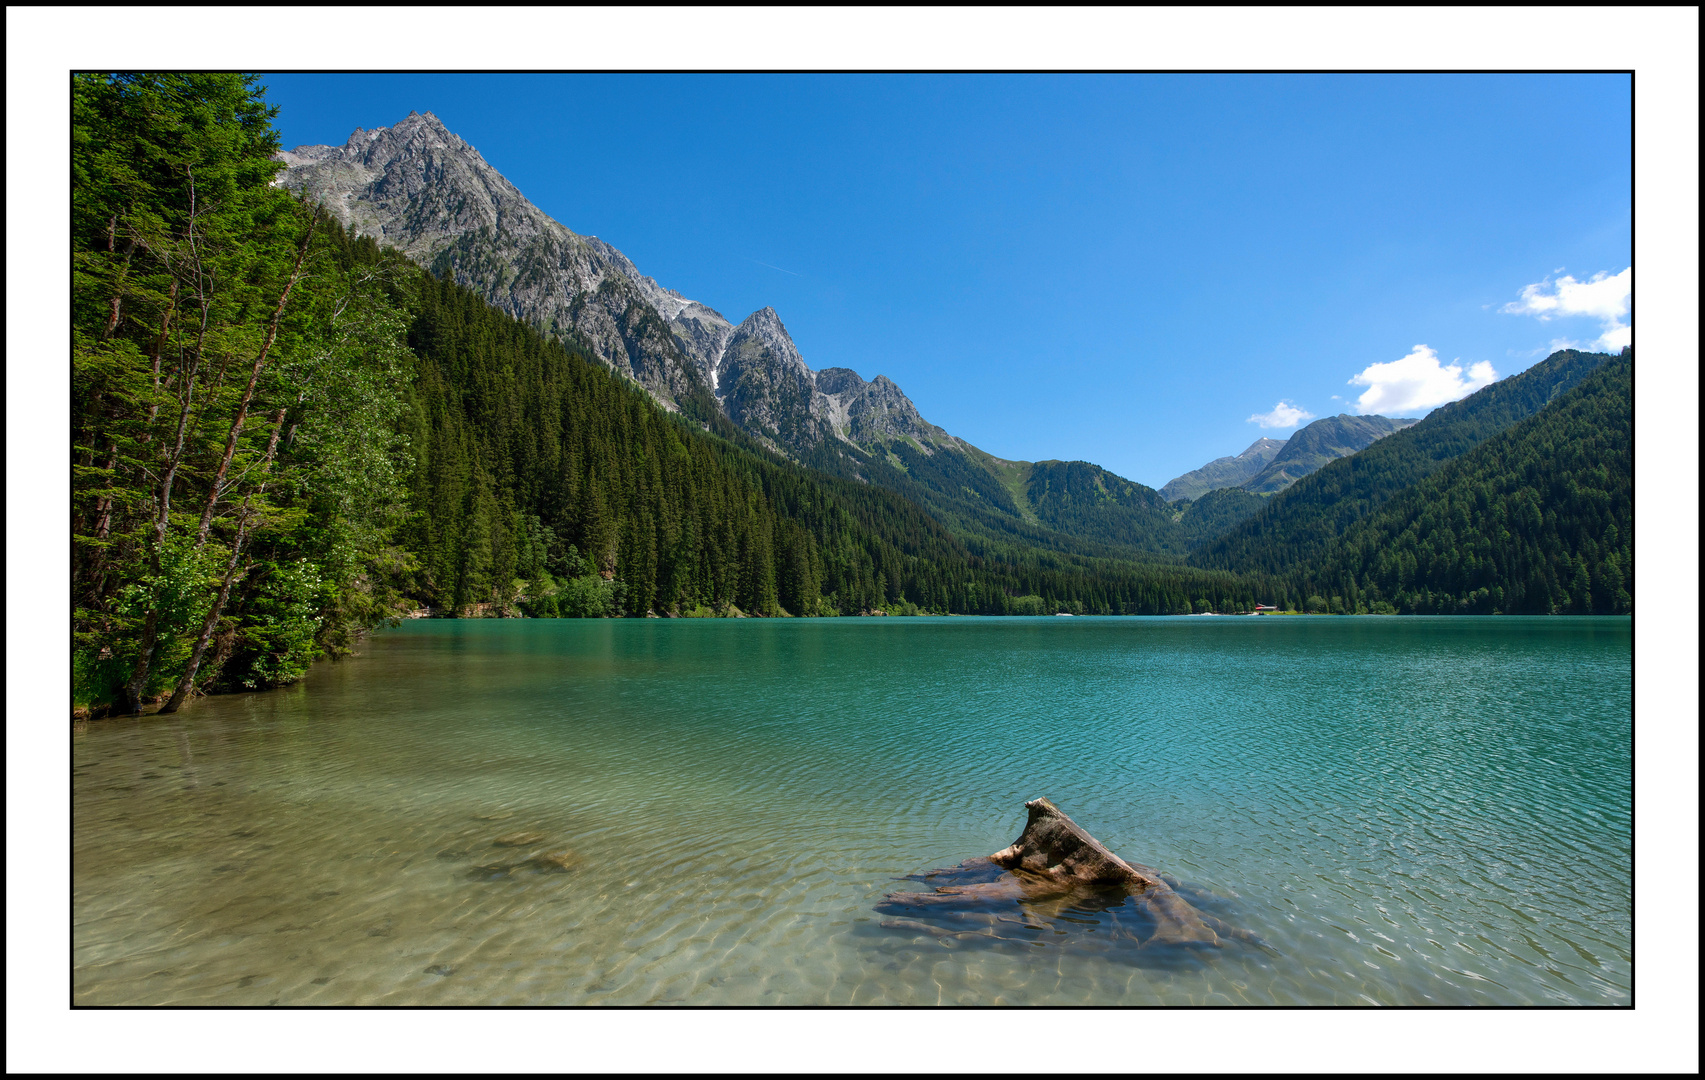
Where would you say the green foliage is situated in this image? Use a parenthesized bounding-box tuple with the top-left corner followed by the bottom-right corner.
(1193, 349, 1619, 577)
(73, 74, 415, 710)
(1021, 461, 1191, 554)
(555, 573, 624, 618)
(1303, 355, 1632, 615)
(231, 560, 325, 687)
(1173, 487, 1268, 548)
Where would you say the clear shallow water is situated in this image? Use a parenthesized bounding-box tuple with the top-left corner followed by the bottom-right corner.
(73, 616, 1631, 1006)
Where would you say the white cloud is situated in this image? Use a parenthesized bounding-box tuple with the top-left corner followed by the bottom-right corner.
(1503, 267, 1631, 352)
(1596, 323, 1632, 351)
(1347, 345, 1498, 416)
(1247, 401, 1314, 429)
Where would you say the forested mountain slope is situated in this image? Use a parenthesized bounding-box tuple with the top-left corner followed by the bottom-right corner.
(400, 272, 1266, 620)
(1172, 487, 1270, 548)
(1191, 348, 1620, 576)
(1300, 354, 1631, 614)
(1022, 460, 1193, 555)
(803, 439, 1205, 562)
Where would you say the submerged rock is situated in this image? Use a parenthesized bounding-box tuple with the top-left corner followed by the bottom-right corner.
(878, 797, 1275, 956)
(465, 848, 580, 881)
(524, 849, 581, 873)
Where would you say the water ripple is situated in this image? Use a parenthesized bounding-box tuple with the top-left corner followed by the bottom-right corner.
(74, 616, 1630, 1005)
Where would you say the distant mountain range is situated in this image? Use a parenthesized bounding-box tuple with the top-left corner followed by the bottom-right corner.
(274, 111, 1626, 597)
(1242, 414, 1418, 494)
(1159, 437, 1285, 501)
(1160, 415, 1417, 502)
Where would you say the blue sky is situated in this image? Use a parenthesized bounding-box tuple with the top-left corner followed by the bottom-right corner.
(259, 73, 1631, 488)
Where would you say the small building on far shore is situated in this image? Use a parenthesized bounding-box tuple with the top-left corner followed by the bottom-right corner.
(1252, 604, 1280, 613)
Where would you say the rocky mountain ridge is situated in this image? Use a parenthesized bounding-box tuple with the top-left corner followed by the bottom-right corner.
(275, 111, 1196, 559)
(276, 111, 956, 462)
(278, 111, 721, 409)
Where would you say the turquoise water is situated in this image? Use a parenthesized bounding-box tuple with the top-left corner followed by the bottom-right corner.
(72, 616, 1631, 1005)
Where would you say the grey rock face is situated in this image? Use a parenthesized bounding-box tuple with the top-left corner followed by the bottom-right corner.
(1160, 437, 1288, 502)
(276, 111, 718, 409)
(276, 111, 954, 462)
(718, 308, 835, 454)
(713, 309, 956, 460)
(814, 368, 954, 451)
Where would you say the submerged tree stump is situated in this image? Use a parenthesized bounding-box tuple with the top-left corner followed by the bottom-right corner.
(878, 797, 1275, 954)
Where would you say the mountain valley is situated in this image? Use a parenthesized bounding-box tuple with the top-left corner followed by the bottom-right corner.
(276, 111, 1225, 562)
(273, 110, 1630, 595)
(70, 76, 1631, 719)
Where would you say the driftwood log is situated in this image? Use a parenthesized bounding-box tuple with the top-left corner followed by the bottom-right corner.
(877, 797, 1275, 954)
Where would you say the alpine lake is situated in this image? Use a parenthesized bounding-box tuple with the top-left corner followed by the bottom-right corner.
(73, 615, 1631, 1006)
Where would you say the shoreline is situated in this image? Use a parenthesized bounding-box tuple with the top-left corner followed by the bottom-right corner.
(74, 612, 1631, 724)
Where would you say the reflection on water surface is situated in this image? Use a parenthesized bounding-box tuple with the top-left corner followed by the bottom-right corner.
(74, 616, 1631, 1005)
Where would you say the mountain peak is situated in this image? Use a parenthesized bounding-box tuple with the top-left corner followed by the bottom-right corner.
(813, 367, 865, 396)
(727, 307, 805, 371)
(1238, 436, 1287, 459)
(1161, 437, 1288, 502)
(274, 109, 958, 467)
(403, 109, 449, 129)
(379, 109, 458, 149)
(1239, 414, 1418, 494)
(275, 110, 715, 410)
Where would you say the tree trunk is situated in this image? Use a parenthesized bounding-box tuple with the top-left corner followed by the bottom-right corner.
(122, 608, 160, 714)
(158, 544, 249, 715)
(145, 275, 178, 429)
(120, 203, 309, 715)
(194, 208, 319, 549)
(100, 226, 137, 341)
(159, 409, 287, 714)
(78, 438, 123, 607)
(877, 797, 1278, 954)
